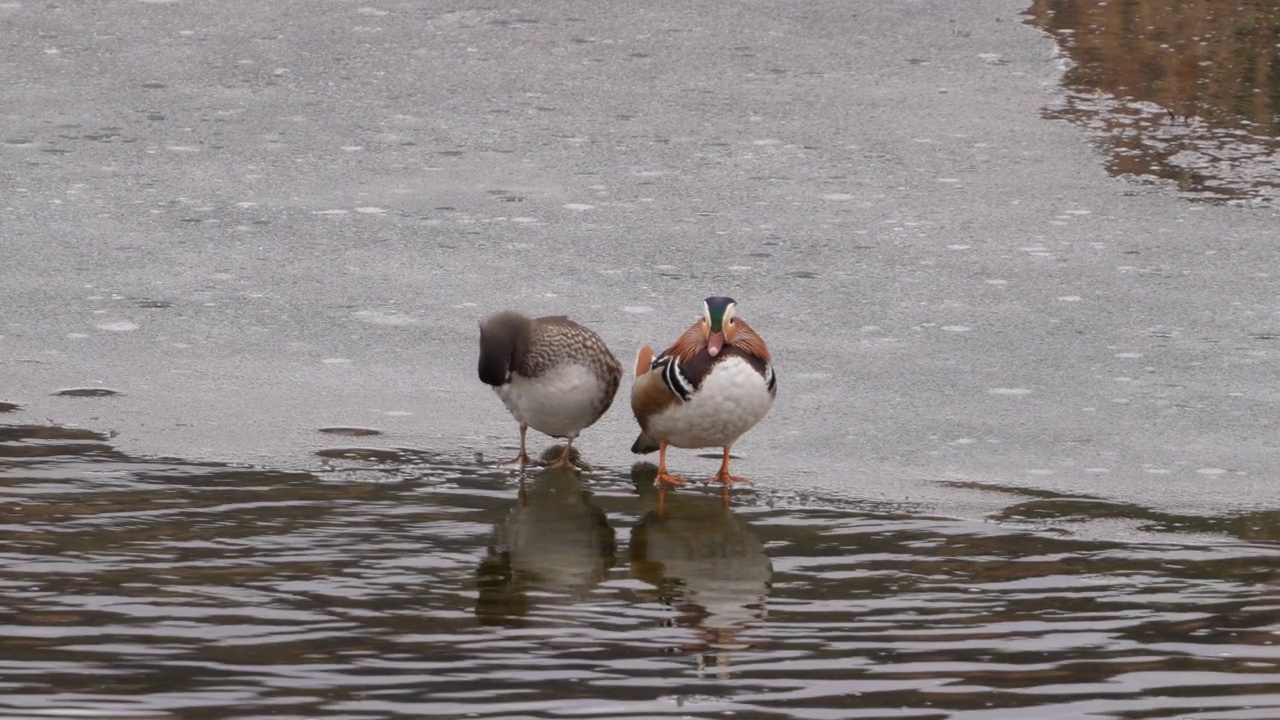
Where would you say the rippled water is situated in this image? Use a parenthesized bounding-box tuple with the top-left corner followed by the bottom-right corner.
(6, 422, 1280, 719)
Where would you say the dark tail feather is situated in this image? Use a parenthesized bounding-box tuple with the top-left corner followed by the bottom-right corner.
(631, 431, 659, 454)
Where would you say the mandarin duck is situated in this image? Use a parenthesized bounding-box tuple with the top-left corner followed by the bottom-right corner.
(479, 311, 622, 468)
(630, 297, 777, 507)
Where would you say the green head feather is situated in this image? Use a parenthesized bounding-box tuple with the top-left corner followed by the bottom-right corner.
(703, 296, 737, 333)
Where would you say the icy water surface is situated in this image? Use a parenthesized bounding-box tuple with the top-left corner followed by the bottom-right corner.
(7, 422, 1280, 719)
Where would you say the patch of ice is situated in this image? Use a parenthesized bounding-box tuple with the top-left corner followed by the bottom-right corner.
(1195, 468, 1227, 476)
(355, 310, 417, 326)
(314, 209, 349, 215)
(822, 193, 854, 201)
(948, 244, 970, 250)
(97, 321, 139, 332)
(322, 358, 352, 365)
(942, 325, 971, 332)
(623, 306, 653, 314)
(1058, 296, 1082, 302)
(563, 203, 594, 211)
(987, 387, 1031, 396)
(355, 206, 387, 214)
(66, 333, 89, 339)
(385, 410, 413, 417)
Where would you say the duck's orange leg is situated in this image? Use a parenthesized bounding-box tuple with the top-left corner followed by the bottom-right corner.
(654, 440, 688, 489)
(654, 440, 687, 517)
(495, 423, 534, 468)
(709, 446, 753, 506)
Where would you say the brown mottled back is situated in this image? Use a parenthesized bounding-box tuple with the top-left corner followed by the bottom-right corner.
(519, 315, 623, 416)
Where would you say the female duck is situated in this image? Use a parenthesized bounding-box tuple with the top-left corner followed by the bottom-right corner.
(479, 311, 622, 468)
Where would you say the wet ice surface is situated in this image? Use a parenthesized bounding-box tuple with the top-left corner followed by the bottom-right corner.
(4, 0, 1280, 522)
(7, 424, 1280, 720)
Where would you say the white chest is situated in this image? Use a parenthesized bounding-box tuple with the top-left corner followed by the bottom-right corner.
(647, 357, 775, 449)
(495, 363, 607, 438)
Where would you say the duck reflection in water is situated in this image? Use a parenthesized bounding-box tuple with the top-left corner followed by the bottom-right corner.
(629, 463, 773, 677)
(475, 462, 616, 625)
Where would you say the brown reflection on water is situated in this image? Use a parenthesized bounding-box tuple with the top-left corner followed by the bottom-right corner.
(475, 466, 616, 625)
(1027, 0, 1280, 204)
(630, 497, 772, 677)
(947, 478, 1280, 544)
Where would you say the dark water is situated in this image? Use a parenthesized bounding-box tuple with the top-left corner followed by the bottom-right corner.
(1028, 0, 1280, 205)
(7, 422, 1280, 719)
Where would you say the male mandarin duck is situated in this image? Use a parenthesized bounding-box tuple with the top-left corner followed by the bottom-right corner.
(478, 311, 622, 469)
(630, 296, 777, 506)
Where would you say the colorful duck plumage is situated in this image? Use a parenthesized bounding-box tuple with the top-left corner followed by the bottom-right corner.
(630, 297, 777, 507)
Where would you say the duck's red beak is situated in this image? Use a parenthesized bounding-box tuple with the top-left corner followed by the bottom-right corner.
(707, 331, 725, 357)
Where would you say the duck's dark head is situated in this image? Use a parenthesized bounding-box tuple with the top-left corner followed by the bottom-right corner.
(478, 311, 532, 386)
